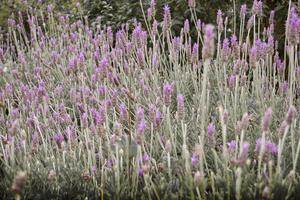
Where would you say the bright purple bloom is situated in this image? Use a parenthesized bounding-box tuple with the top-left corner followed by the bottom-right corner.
(265, 141, 278, 155)
(53, 133, 64, 144)
(143, 153, 150, 162)
(138, 167, 144, 177)
(227, 140, 236, 153)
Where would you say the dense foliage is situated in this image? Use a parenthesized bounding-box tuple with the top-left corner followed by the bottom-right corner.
(1, 0, 300, 199)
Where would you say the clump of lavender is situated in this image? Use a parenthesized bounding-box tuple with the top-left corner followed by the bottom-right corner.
(1, 1, 300, 199)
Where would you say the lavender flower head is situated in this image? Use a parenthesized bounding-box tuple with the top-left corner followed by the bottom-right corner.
(261, 107, 272, 132)
(163, 5, 171, 33)
(53, 133, 64, 144)
(228, 75, 236, 90)
(137, 120, 147, 135)
(119, 103, 128, 122)
(238, 142, 249, 165)
(279, 120, 288, 136)
(207, 123, 216, 138)
(252, 0, 263, 16)
(188, 0, 196, 8)
(136, 107, 145, 122)
(191, 152, 199, 166)
(163, 82, 173, 106)
(202, 24, 215, 60)
(265, 141, 278, 156)
(177, 94, 185, 118)
(217, 10, 224, 31)
(286, 105, 297, 125)
(256, 138, 278, 158)
(240, 4, 247, 18)
(227, 140, 236, 153)
(143, 153, 151, 163)
(184, 19, 190, 33)
(287, 7, 300, 45)
(155, 111, 162, 127)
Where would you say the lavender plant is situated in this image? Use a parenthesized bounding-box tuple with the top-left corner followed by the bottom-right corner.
(0, 1, 300, 199)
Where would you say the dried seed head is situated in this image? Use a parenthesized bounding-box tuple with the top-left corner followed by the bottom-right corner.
(194, 171, 204, 186)
(11, 171, 27, 194)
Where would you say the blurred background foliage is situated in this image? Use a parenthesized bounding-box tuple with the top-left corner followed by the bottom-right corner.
(0, 0, 295, 48)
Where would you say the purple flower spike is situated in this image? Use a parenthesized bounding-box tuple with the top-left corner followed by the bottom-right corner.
(228, 75, 236, 90)
(261, 107, 272, 132)
(119, 103, 128, 122)
(238, 142, 249, 165)
(143, 153, 150, 162)
(287, 7, 300, 45)
(53, 133, 64, 144)
(240, 4, 247, 18)
(106, 159, 113, 169)
(155, 111, 162, 127)
(191, 153, 199, 166)
(227, 140, 236, 153)
(163, 82, 173, 106)
(217, 10, 224, 31)
(138, 167, 144, 177)
(202, 24, 215, 60)
(286, 105, 297, 125)
(137, 120, 147, 135)
(265, 141, 278, 155)
(207, 123, 215, 138)
(163, 5, 171, 33)
(136, 107, 145, 122)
